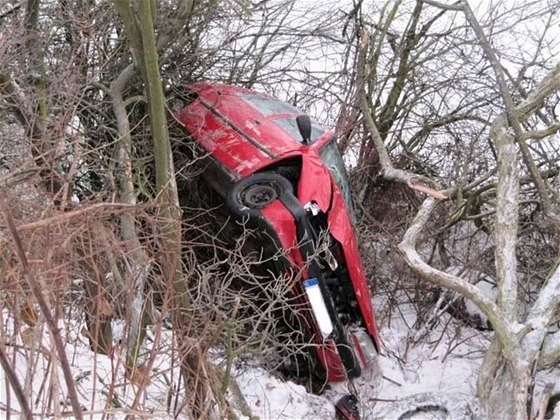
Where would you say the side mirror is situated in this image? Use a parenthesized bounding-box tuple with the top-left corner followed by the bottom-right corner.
(296, 115, 312, 145)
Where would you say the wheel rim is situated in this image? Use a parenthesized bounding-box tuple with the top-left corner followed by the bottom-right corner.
(241, 183, 279, 208)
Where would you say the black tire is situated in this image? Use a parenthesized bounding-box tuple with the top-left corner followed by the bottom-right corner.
(374, 393, 479, 420)
(226, 172, 293, 215)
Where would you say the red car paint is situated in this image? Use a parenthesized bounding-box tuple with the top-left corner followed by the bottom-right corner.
(177, 82, 380, 381)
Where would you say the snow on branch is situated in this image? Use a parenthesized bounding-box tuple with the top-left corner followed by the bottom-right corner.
(527, 259, 560, 328)
(419, 0, 463, 11)
(540, 329, 560, 367)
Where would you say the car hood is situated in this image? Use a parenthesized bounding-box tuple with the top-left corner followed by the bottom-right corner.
(298, 151, 354, 252)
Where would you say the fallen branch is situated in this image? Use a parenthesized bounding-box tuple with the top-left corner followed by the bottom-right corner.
(407, 180, 447, 200)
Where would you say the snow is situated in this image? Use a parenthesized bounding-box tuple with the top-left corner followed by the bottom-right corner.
(234, 301, 488, 419)
(2, 303, 559, 419)
(233, 365, 335, 419)
(349, 302, 486, 419)
(229, 306, 487, 419)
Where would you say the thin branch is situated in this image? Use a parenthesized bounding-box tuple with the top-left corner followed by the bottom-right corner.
(0, 343, 33, 420)
(6, 203, 142, 232)
(523, 124, 560, 141)
(0, 3, 22, 21)
(420, 0, 462, 11)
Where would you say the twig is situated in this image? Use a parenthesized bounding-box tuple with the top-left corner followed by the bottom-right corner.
(15, 203, 145, 232)
(0, 3, 22, 21)
(382, 375, 403, 387)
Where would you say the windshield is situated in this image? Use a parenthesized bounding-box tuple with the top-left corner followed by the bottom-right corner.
(319, 140, 356, 218)
(240, 92, 300, 116)
(274, 117, 325, 144)
(241, 93, 326, 144)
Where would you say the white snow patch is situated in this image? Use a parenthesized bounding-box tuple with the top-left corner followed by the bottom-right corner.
(233, 365, 335, 419)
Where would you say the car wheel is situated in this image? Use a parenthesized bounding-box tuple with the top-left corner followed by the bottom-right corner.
(227, 172, 293, 212)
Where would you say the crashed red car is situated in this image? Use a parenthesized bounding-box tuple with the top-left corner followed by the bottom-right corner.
(177, 82, 380, 382)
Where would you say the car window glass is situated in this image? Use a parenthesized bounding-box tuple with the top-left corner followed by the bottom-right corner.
(274, 117, 326, 144)
(241, 93, 300, 116)
(319, 140, 356, 219)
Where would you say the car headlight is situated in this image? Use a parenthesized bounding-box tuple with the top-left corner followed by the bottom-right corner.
(350, 328, 378, 367)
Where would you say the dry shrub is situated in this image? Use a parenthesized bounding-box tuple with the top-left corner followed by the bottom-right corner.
(0, 168, 322, 418)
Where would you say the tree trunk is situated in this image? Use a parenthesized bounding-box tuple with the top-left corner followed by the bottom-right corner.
(109, 63, 150, 370)
(476, 339, 533, 419)
(134, 1, 206, 415)
(113, 1, 210, 416)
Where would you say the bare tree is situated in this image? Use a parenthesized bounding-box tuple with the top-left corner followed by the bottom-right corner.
(337, 0, 559, 418)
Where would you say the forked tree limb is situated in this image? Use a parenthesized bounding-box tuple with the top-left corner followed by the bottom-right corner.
(395, 0, 560, 387)
(397, 197, 519, 357)
(357, 29, 447, 200)
(462, 0, 560, 342)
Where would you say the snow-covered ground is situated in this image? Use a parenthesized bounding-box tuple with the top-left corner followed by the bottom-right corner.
(233, 300, 560, 419)
(1, 302, 559, 419)
(233, 314, 485, 419)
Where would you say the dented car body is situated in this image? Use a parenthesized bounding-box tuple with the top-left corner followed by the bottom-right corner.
(177, 82, 380, 381)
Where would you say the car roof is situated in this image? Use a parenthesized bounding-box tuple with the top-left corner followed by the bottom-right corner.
(177, 82, 332, 176)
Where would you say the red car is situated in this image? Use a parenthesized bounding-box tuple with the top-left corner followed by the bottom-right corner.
(177, 82, 380, 382)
